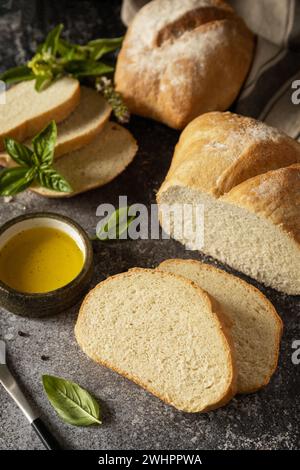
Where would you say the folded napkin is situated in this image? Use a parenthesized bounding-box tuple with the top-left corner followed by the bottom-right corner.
(121, 0, 300, 140)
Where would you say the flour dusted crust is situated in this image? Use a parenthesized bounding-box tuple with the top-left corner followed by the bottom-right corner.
(115, 0, 254, 129)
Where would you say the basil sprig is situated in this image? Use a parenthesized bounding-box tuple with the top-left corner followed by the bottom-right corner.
(42, 375, 101, 426)
(0, 24, 129, 116)
(0, 24, 129, 122)
(0, 24, 121, 91)
(0, 121, 72, 196)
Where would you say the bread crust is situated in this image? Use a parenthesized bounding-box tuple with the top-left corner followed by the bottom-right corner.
(223, 164, 300, 245)
(75, 268, 237, 413)
(115, 0, 254, 129)
(0, 78, 80, 151)
(158, 259, 283, 394)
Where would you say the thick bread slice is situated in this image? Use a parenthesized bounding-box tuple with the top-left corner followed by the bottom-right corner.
(75, 268, 237, 413)
(32, 122, 138, 198)
(158, 259, 283, 393)
(157, 112, 300, 294)
(0, 77, 80, 151)
(0, 87, 111, 166)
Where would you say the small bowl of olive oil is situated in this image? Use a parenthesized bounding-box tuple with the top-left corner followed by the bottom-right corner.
(0, 212, 93, 317)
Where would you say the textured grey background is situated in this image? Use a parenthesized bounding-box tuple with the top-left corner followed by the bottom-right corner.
(0, 0, 299, 450)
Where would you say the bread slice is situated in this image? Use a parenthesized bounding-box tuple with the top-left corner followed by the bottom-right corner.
(157, 112, 300, 294)
(0, 87, 111, 166)
(32, 122, 138, 198)
(158, 259, 283, 394)
(75, 268, 237, 413)
(0, 77, 80, 151)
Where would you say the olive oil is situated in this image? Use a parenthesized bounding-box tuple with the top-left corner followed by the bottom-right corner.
(0, 227, 84, 293)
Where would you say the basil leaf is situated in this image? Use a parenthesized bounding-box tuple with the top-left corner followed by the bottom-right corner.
(32, 120, 57, 165)
(34, 74, 53, 92)
(0, 167, 28, 188)
(88, 37, 123, 60)
(0, 167, 35, 196)
(57, 38, 75, 56)
(42, 375, 101, 426)
(57, 39, 87, 61)
(4, 138, 34, 166)
(37, 167, 72, 193)
(96, 206, 136, 241)
(41, 24, 64, 56)
(0, 65, 34, 85)
(65, 60, 113, 78)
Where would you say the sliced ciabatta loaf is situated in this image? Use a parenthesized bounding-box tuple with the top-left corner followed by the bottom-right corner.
(75, 268, 237, 413)
(0, 77, 80, 151)
(0, 87, 111, 166)
(157, 112, 300, 294)
(158, 259, 283, 393)
(32, 122, 138, 198)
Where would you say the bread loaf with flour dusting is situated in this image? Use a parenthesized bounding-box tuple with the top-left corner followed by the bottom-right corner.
(115, 0, 254, 129)
(157, 112, 300, 294)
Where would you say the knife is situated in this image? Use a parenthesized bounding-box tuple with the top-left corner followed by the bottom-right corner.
(0, 340, 61, 450)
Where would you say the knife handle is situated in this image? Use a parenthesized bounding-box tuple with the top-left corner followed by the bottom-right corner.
(31, 417, 62, 450)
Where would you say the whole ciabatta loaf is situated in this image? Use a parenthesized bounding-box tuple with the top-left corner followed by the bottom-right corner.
(157, 112, 300, 294)
(75, 268, 237, 412)
(158, 259, 283, 393)
(115, 0, 254, 129)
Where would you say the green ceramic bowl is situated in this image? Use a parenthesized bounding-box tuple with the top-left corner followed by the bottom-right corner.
(0, 212, 93, 318)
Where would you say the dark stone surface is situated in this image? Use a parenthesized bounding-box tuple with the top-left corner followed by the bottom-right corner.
(0, 0, 299, 450)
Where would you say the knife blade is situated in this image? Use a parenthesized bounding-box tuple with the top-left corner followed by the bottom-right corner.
(0, 340, 5, 364)
(0, 339, 61, 450)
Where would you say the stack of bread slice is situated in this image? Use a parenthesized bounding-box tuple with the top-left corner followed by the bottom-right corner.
(75, 261, 282, 413)
(0, 78, 138, 197)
